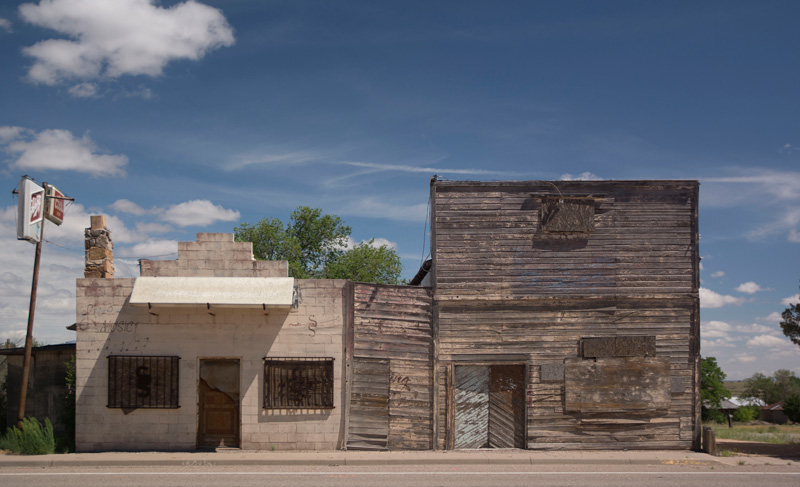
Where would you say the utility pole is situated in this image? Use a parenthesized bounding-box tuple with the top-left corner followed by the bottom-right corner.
(16, 182, 46, 429)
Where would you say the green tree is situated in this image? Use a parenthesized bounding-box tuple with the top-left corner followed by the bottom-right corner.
(235, 207, 403, 284)
(784, 395, 800, 423)
(324, 240, 402, 284)
(235, 207, 350, 279)
(780, 283, 800, 346)
(743, 370, 800, 404)
(701, 356, 731, 422)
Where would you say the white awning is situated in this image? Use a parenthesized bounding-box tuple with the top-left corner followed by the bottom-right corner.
(129, 277, 295, 309)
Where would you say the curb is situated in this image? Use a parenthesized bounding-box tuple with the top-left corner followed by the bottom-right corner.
(0, 454, 721, 468)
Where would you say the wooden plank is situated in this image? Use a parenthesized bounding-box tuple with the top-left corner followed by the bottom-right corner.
(347, 358, 389, 451)
(454, 365, 489, 449)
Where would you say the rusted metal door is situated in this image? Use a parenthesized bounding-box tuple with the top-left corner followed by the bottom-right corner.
(347, 358, 390, 450)
(198, 359, 240, 448)
(454, 364, 526, 449)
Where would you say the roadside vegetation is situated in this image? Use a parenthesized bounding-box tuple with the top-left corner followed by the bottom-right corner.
(709, 423, 800, 445)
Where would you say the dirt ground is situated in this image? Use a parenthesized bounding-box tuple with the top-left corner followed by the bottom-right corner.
(717, 439, 800, 459)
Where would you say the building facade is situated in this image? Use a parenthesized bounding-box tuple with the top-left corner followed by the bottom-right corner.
(74, 179, 700, 451)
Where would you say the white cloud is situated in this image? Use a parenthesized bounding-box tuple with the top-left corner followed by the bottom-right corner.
(0, 17, 11, 32)
(116, 240, 178, 259)
(736, 354, 757, 364)
(747, 334, 792, 348)
(68, 82, 98, 98)
(762, 311, 784, 323)
(559, 172, 603, 181)
(711, 271, 725, 278)
(736, 281, 768, 294)
(701, 320, 733, 338)
(340, 236, 398, 251)
(160, 199, 240, 227)
(340, 198, 428, 222)
(782, 294, 800, 306)
(0, 126, 127, 176)
(735, 323, 774, 334)
(226, 149, 329, 170)
(112, 199, 147, 215)
(19, 0, 235, 86)
(135, 222, 172, 235)
(699, 287, 746, 308)
(343, 160, 517, 177)
(748, 206, 800, 242)
(704, 169, 800, 203)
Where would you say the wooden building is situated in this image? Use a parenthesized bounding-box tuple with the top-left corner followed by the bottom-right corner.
(426, 179, 700, 450)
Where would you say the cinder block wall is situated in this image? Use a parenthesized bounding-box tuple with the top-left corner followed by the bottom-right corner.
(75, 233, 345, 452)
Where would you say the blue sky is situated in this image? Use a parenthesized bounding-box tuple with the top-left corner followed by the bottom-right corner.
(0, 0, 798, 380)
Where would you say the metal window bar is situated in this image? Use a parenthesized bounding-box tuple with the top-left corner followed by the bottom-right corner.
(263, 357, 334, 409)
(107, 355, 180, 409)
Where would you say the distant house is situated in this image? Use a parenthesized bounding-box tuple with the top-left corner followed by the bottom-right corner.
(0, 342, 74, 437)
(75, 179, 700, 452)
(761, 402, 789, 424)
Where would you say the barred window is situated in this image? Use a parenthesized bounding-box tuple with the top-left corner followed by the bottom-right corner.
(108, 355, 180, 409)
(263, 357, 334, 409)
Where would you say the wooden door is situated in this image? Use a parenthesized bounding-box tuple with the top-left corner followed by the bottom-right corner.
(488, 365, 526, 448)
(198, 359, 240, 448)
(454, 364, 525, 449)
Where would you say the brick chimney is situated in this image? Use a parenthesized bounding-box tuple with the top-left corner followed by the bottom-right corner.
(84, 215, 114, 278)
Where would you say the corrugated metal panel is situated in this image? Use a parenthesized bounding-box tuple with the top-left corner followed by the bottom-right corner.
(347, 358, 389, 451)
(454, 365, 489, 449)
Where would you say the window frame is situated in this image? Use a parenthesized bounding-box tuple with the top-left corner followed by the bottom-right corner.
(263, 357, 335, 410)
(107, 355, 180, 409)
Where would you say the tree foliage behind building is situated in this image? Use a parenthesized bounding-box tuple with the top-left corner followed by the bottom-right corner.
(235, 206, 402, 284)
(701, 356, 731, 422)
(780, 282, 800, 347)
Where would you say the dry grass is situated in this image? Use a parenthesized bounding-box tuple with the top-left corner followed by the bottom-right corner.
(710, 423, 800, 444)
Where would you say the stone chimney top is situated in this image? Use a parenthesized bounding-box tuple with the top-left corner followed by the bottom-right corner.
(84, 215, 114, 278)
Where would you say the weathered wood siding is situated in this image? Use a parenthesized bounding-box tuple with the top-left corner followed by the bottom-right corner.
(351, 284, 434, 450)
(431, 180, 700, 451)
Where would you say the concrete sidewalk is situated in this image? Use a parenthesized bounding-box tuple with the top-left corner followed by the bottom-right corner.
(0, 449, 762, 468)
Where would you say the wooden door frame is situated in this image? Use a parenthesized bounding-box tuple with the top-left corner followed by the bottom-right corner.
(447, 359, 528, 450)
(197, 357, 241, 449)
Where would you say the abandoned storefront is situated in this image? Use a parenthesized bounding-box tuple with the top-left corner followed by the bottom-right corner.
(76, 217, 347, 451)
(75, 179, 699, 452)
(428, 179, 700, 450)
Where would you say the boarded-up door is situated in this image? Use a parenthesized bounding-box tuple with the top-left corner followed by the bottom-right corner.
(347, 358, 389, 450)
(198, 359, 240, 448)
(454, 364, 525, 449)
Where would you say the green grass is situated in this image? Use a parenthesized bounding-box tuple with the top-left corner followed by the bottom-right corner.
(709, 423, 800, 444)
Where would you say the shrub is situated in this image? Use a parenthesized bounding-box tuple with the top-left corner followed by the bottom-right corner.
(733, 405, 761, 423)
(0, 417, 56, 455)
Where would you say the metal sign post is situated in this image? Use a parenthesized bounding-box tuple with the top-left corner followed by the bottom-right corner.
(13, 178, 72, 428)
(16, 183, 46, 428)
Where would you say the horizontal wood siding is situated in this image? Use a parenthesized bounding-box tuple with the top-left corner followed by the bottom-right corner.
(353, 283, 434, 450)
(432, 180, 699, 450)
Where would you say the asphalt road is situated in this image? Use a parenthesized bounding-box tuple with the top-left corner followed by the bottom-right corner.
(2, 465, 800, 487)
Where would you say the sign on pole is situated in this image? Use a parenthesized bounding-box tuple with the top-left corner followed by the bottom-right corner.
(45, 184, 65, 226)
(17, 177, 44, 243)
